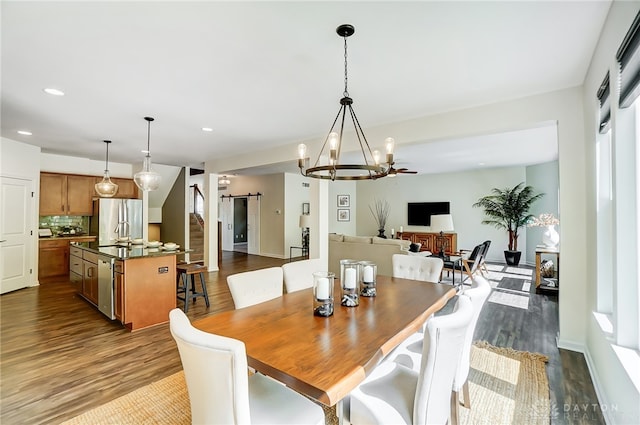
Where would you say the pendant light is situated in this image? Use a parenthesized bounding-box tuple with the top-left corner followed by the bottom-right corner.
(298, 24, 395, 181)
(134, 116, 161, 191)
(95, 140, 119, 197)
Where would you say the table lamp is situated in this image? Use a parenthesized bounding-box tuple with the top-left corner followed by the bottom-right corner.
(430, 214, 454, 257)
(299, 214, 311, 250)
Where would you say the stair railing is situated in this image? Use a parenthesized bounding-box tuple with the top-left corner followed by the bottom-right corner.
(190, 184, 205, 225)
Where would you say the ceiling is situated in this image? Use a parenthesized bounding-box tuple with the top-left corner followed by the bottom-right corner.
(1, 1, 610, 175)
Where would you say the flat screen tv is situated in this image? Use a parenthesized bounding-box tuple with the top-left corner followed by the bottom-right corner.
(407, 202, 450, 226)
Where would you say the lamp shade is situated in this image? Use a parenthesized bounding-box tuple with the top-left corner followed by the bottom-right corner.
(299, 214, 311, 228)
(430, 214, 454, 233)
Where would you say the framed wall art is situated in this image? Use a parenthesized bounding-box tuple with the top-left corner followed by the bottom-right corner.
(337, 195, 350, 207)
(337, 209, 350, 222)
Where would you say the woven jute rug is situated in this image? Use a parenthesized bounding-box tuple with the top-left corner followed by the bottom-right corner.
(62, 341, 549, 425)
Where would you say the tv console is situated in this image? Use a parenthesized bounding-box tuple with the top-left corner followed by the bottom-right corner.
(398, 231, 457, 255)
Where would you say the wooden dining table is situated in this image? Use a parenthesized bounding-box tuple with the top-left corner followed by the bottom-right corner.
(193, 275, 456, 408)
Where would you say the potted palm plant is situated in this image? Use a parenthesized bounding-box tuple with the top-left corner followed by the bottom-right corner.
(473, 182, 544, 266)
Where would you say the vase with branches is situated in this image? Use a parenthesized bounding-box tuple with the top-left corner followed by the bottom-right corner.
(369, 199, 390, 239)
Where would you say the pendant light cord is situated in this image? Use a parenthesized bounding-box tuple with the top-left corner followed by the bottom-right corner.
(147, 120, 151, 158)
(343, 35, 349, 97)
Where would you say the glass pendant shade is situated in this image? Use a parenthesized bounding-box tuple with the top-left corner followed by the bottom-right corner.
(95, 140, 119, 197)
(134, 116, 161, 192)
(134, 156, 161, 192)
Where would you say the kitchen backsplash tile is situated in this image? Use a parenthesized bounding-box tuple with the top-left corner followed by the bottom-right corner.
(40, 216, 89, 235)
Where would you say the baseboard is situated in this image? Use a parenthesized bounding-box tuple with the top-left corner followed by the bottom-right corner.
(583, 347, 615, 425)
(557, 337, 584, 353)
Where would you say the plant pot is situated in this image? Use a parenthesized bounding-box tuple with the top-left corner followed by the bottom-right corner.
(504, 250, 521, 266)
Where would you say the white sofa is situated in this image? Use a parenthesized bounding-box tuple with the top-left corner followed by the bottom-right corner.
(328, 234, 415, 277)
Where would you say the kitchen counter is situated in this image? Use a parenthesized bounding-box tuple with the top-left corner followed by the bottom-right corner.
(73, 241, 188, 261)
(71, 243, 183, 331)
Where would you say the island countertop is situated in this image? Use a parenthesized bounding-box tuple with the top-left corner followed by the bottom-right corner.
(72, 241, 188, 260)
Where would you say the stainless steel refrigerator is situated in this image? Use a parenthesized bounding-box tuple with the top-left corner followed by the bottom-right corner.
(91, 198, 143, 246)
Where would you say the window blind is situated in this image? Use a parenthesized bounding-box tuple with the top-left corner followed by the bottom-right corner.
(617, 11, 640, 108)
(598, 72, 611, 134)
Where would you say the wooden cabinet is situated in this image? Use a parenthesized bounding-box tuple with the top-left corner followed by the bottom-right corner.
(40, 172, 140, 217)
(92, 177, 139, 199)
(40, 173, 94, 216)
(39, 239, 70, 282)
(114, 261, 124, 322)
(399, 231, 457, 255)
(66, 175, 95, 215)
(82, 251, 99, 305)
(69, 245, 83, 292)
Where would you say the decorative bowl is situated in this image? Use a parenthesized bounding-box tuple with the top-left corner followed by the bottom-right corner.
(163, 242, 178, 250)
(147, 241, 162, 248)
(132, 238, 144, 245)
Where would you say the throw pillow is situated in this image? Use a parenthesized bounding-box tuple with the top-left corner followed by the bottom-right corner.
(409, 242, 421, 253)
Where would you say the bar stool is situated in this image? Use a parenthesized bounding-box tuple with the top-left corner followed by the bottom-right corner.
(176, 264, 210, 313)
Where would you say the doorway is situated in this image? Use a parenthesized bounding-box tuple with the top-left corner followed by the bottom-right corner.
(220, 195, 261, 255)
(233, 198, 247, 253)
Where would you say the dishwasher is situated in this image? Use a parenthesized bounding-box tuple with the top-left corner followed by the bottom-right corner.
(97, 255, 115, 319)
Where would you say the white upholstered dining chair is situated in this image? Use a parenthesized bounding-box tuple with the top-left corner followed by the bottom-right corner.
(226, 267, 283, 309)
(169, 309, 325, 425)
(349, 296, 473, 425)
(451, 275, 492, 423)
(392, 254, 444, 283)
(281, 258, 325, 293)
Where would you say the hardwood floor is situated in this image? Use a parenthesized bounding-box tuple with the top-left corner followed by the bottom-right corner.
(0, 254, 603, 424)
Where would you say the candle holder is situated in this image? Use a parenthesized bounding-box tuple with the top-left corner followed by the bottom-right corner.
(340, 260, 360, 307)
(359, 261, 377, 297)
(313, 271, 334, 317)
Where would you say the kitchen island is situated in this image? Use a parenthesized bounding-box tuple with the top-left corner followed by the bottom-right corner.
(71, 242, 186, 331)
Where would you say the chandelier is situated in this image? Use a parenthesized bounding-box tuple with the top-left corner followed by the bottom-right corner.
(134, 116, 161, 192)
(298, 24, 395, 181)
(95, 140, 119, 197)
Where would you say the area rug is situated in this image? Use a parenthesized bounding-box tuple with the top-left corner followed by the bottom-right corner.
(62, 342, 549, 425)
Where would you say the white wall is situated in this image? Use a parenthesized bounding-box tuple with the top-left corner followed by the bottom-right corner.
(582, 2, 640, 423)
(284, 173, 310, 257)
(40, 152, 133, 177)
(525, 160, 560, 262)
(1, 138, 41, 287)
(328, 180, 357, 235)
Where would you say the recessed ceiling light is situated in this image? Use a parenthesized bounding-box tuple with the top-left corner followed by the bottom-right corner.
(141, 150, 150, 154)
(17, 130, 32, 136)
(43, 88, 65, 96)
(478, 162, 485, 166)
(202, 127, 213, 132)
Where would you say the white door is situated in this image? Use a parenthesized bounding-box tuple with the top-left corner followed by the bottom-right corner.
(247, 196, 260, 255)
(220, 198, 234, 251)
(1, 177, 33, 294)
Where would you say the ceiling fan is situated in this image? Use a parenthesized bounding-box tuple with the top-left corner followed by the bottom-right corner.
(387, 163, 418, 176)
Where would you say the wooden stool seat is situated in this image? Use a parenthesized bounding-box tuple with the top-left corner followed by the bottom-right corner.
(176, 264, 210, 313)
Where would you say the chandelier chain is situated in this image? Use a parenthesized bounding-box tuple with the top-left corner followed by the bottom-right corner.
(343, 35, 349, 97)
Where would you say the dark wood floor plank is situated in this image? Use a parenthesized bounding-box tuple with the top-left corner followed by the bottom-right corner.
(1, 256, 604, 424)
